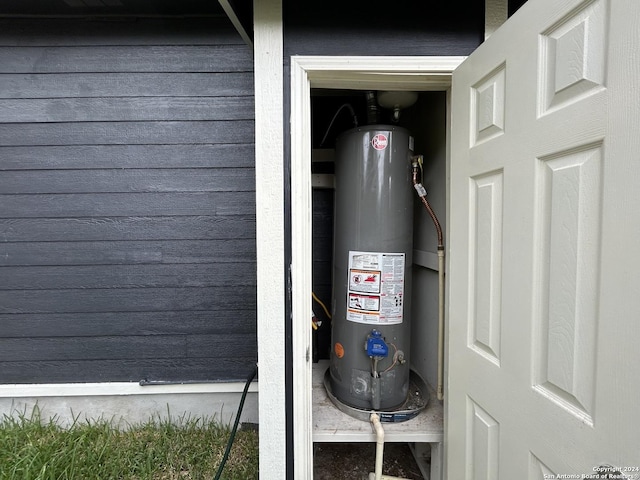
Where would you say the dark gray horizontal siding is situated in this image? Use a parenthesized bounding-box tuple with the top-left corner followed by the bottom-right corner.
(0, 286, 256, 315)
(285, 28, 482, 58)
(0, 18, 245, 47)
(0, 192, 254, 217)
(0, 121, 254, 146)
(1, 239, 256, 266)
(0, 263, 256, 290)
(0, 144, 255, 170)
(0, 97, 254, 123)
(1, 358, 255, 384)
(0, 334, 257, 362)
(0, 169, 255, 193)
(284, 0, 484, 58)
(1, 310, 256, 338)
(0, 45, 253, 73)
(0, 73, 253, 98)
(0, 17, 256, 384)
(0, 216, 256, 242)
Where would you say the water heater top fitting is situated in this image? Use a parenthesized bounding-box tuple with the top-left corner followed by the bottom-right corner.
(377, 91, 418, 121)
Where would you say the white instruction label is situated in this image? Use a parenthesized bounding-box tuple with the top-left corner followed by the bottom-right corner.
(346, 251, 405, 324)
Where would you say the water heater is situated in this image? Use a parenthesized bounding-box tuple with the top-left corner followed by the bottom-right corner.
(329, 125, 414, 410)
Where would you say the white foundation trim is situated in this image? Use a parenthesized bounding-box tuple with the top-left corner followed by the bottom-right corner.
(0, 382, 258, 398)
(290, 55, 465, 480)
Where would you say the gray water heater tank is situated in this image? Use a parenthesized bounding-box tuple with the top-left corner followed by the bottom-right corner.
(329, 125, 414, 411)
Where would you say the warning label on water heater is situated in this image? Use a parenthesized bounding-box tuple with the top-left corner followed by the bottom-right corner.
(346, 251, 405, 324)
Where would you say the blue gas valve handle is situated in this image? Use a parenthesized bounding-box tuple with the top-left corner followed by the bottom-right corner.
(366, 330, 389, 357)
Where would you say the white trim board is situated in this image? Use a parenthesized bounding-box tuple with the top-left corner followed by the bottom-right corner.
(253, 0, 286, 478)
(290, 55, 465, 480)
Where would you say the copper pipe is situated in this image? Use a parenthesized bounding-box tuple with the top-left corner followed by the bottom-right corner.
(411, 157, 446, 400)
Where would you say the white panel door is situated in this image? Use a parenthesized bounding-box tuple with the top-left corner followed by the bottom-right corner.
(448, 0, 640, 477)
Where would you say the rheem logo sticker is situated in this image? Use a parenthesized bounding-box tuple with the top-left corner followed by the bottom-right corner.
(371, 134, 388, 150)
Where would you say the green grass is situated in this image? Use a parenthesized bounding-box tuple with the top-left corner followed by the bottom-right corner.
(0, 407, 258, 480)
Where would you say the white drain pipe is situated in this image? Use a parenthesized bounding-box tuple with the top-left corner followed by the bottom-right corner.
(368, 412, 411, 480)
(370, 412, 385, 480)
(368, 475, 414, 480)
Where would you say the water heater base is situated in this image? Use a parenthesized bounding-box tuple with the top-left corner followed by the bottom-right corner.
(322, 368, 429, 423)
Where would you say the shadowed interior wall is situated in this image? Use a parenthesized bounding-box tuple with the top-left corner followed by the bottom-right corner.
(0, 17, 257, 384)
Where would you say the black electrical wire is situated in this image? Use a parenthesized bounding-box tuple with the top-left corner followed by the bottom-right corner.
(213, 364, 258, 480)
(319, 103, 358, 147)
